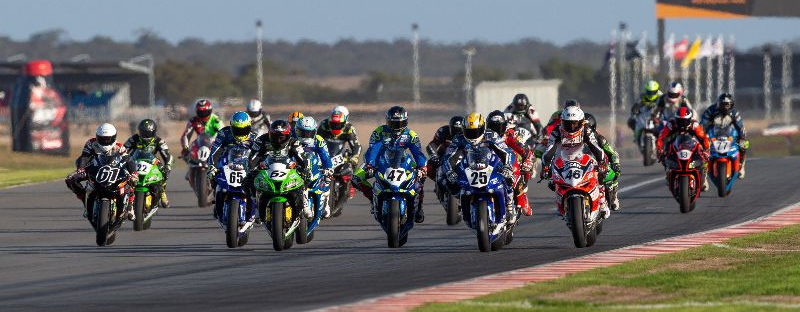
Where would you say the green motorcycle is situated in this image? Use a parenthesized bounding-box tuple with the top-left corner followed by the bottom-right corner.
(132, 150, 165, 231)
(254, 153, 307, 251)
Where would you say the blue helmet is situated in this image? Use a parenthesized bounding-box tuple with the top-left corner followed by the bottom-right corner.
(230, 111, 252, 142)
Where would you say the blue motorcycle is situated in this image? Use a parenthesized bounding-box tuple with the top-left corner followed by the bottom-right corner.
(371, 145, 419, 248)
(213, 145, 256, 248)
(296, 144, 330, 244)
(455, 144, 516, 252)
(708, 121, 741, 197)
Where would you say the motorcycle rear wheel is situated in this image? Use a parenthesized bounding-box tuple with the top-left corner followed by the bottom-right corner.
(568, 196, 588, 248)
(643, 134, 656, 166)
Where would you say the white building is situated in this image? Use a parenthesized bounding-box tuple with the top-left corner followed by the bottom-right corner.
(474, 79, 561, 121)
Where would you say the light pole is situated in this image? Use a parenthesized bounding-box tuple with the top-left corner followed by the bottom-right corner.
(463, 47, 476, 112)
(256, 20, 264, 102)
(412, 23, 420, 108)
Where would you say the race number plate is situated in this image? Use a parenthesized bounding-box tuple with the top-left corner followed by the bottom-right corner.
(464, 167, 492, 188)
(136, 161, 153, 175)
(712, 139, 732, 153)
(331, 154, 345, 168)
(383, 168, 407, 187)
(267, 163, 291, 181)
(561, 164, 586, 186)
(223, 165, 245, 187)
(677, 149, 693, 160)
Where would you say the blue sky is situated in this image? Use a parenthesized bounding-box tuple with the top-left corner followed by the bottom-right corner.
(2, 0, 799, 48)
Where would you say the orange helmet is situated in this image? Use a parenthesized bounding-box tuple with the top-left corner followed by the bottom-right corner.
(288, 111, 304, 127)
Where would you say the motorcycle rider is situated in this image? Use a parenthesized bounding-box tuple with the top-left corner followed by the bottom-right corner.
(207, 112, 259, 219)
(245, 120, 312, 221)
(124, 119, 173, 208)
(653, 82, 694, 122)
(504, 93, 543, 138)
(246, 99, 271, 136)
(657, 106, 711, 191)
(181, 99, 223, 181)
(288, 111, 304, 137)
(486, 110, 533, 217)
(317, 105, 362, 197)
(584, 113, 622, 211)
(535, 99, 582, 159)
(426, 116, 465, 181)
(296, 116, 335, 218)
(356, 106, 428, 223)
(700, 93, 749, 179)
(628, 80, 662, 140)
(541, 106, 611, 218)
(65, 123, 137, 219)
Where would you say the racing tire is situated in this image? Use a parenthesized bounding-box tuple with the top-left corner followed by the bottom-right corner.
(296, 214, 310, 244)
(476, 200, 491, 252)
(195, 168, 209, 207)
(586, 226, 598, 247)
(238, 231, 249, 247)
(226, 198, 240, 248)
(271, 201, 287, 251)
(716, 161, 727, 198)
(387, 200, 401, 248)
(133, 192, 145, 231)
(568, 196, 588, 248)
(678, 176, 692, 213)
(643, 134, 656, 166)
(95, 200, 112, 246)
(446, 195, 460, 226)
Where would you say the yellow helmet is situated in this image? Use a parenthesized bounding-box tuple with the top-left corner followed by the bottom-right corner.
(464, 112, 485, 141)
(288, 111, 304, 126)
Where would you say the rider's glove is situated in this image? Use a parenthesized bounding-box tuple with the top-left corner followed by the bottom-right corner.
(323, 168, 333, 182)
(128, 172, 139, 184)
(207, 165, 218, 180)
(428, 155, 440, 168)
(739, 139, 750, 150)
(539, 166, 551, 180)
(363, 165, 376, 178)
(416, 166, 428, 181)
(181, 148, 189, 159)
(349, 155, 360, 167)
(520, 154, 534, 172)
(610, 162, 621, 175)
(447, 171, 458, 183)
(502, 166, 515, 186)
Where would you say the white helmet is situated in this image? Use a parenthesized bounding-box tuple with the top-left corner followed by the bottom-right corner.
(560, 106, 585, 135)
(666, 82, 684, 104)
(297, 116, 318, 140)
(95, 123, 117, 153)
(246, 99, 262, 116)
(332, 105, 349, 120)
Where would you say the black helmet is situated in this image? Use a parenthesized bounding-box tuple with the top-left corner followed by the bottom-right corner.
(137, 119, 157, 140)
(512, 93, 530, 112)
(268, 120, 292, 148)
(584, 113, 597, 130)
(717, 93, 734, 113)
(386, 106, 408, 133)
(448, 116, 465, 136)
(486, 110, 507, 134)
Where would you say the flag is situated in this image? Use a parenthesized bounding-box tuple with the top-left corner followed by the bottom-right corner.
(681, 37, 702, 68)
(663, 33, 675, 59)
(698, 36, 714, 58)
(713, 36, 724, 56)
(674, 37, 689, 60)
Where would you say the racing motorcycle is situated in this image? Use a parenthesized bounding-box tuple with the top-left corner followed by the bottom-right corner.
(435, 152, 462, 226)
(708, 118, 741, 198)
(549, 145, 606, 248)
(132, 150, 165, 231)
(664, 134, 705, 213)
(212, 145, 256, 248)
(634, 106, 659, 166)
(455, 145, 517, 252)
(324, 139, 352, 218)
(83, 154, 134, 246)
(371, 144, 420, 248)
(186, 134, 214, 207)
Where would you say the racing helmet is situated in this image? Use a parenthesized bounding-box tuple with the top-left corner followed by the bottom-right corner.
(448, 116, 465, 136)
(511, 93, 530, 112)
(584, 113, 597, 130)
(486, 110, 507, 134)
(95, 123, 117, 154)
(643, 80, 661, 102)
(505, 113, 520, 129)
(230, 111, 252, 143)
(717, 93, 734, 113)
(464, 112, 486, 143)
(297, 116, 318, 140)
(288, 111, 304, 127)
(330, 105, 349, 136)
(675, 106, 693, 131)
(195, 99, 213, 121)
(269, 120, 292, 149)
(137, 119, 157, 143)
(246, 99, 263, 118)
(386, 106, 408, 134)
(560, 106, 585, 136)
(666, 82, 684, 104)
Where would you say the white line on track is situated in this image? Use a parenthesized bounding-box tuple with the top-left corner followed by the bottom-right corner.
(619, 177, 663, 194)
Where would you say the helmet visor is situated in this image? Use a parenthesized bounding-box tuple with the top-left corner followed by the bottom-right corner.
(298, 128, 316, 139)
(97, 135, 116, 146)
(247, 110, 260, 118)
(563, 120, 582, 133)
(464, 125, 485, 140)
(197, 109, 212, 118)
(139, 129, 155, 139)
(667, 92, 681, 99)
(387, 119, 407, 131)
(269, 132, 289, 147)
(676, 118, 691, 129)
(644, 90, 659, 101)
(232, 125, 251, 138)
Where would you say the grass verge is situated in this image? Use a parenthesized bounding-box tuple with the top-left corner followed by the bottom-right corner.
(0, 145, 74, 188)
(417, 224, 800, 312)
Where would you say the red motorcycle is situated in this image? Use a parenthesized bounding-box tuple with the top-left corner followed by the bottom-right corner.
(663, 133, 705, 213)
(186, 134, 214, 207)
(549, 145, 607, 248)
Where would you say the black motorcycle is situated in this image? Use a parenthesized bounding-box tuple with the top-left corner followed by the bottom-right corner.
(83, 154, 134, 246)
(325, 138, 353, 218)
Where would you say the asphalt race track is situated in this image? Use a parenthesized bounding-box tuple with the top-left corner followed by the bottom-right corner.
(1, 157, 799, 312)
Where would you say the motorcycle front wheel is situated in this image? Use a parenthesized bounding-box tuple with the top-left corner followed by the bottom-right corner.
(678, 176, 694, 213)
(226, 198, 240, 248)
(387, 200, 401, 248)
(716, 161, 728, 198)
(95, 200, 112, 246)
(568, 196, 588, 248)
(476, 200, 491, 252)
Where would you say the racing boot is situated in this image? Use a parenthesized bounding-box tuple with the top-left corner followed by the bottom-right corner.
(506, 198, 518, 224)
(606, 182, 620, 211)
(600, 199, 611, 219)
(160, 191, 171, 209)
(517, 191, 532, 216)
(322, 192, 331, 219)
(701, 166, 710, 192)
(302, 194, 314, 219)
(349, 184, 356, 199)
(414, 190, 425, 223)
(738, 160, 746, 179)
